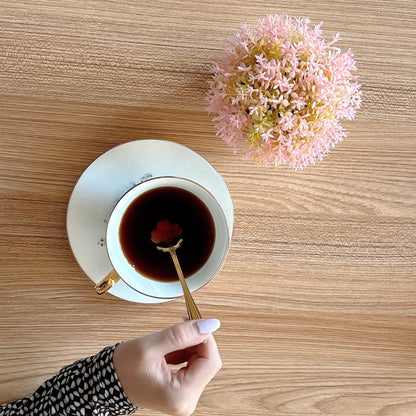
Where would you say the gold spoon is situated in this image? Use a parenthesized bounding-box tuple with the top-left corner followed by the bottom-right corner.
(157, 238, 202, 320)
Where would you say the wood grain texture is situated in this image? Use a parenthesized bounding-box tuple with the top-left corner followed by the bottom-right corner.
(0, 1, 415, 415)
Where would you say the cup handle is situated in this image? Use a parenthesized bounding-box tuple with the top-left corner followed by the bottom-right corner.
(95, 269, 121, 295)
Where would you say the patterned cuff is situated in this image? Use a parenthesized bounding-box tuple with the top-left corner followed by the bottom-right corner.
(89, 344, 138, 415)
(0, 344, 138, 416)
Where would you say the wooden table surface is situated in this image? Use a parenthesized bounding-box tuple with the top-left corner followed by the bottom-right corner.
(1, 1, 415, 415)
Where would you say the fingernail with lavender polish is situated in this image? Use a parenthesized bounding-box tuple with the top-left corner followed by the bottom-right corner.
(195, 318, 221, 334)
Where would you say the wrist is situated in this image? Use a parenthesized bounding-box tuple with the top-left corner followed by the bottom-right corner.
(113, 341, 143, 408)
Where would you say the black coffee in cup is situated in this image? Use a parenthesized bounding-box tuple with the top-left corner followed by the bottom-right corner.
(119, 186, 215, 282)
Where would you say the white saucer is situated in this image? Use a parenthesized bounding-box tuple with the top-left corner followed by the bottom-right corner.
(66, 140, 234, 303)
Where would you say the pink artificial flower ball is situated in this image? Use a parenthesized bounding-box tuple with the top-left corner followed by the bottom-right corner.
(207, 15, 361, 169)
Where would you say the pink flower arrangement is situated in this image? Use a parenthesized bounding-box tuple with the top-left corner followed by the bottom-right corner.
(207, 15, 361, 169)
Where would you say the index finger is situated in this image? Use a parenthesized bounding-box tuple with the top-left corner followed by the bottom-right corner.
(182, 334, 222, 386)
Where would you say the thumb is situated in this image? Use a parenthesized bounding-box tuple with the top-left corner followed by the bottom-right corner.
(144, 319, 221, 357)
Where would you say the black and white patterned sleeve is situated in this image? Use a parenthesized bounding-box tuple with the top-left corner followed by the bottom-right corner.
(0, 344, 138, 416)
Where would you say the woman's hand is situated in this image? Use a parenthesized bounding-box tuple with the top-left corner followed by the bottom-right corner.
(113, 319, 222, 416)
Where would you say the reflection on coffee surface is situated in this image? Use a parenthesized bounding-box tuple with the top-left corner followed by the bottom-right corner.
(119, 186, 215, 282)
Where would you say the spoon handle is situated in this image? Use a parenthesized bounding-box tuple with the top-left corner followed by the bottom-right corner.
(169, 250, 202, 320)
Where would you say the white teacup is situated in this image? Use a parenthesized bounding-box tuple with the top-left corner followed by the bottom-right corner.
(95, 176, 231, 299)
